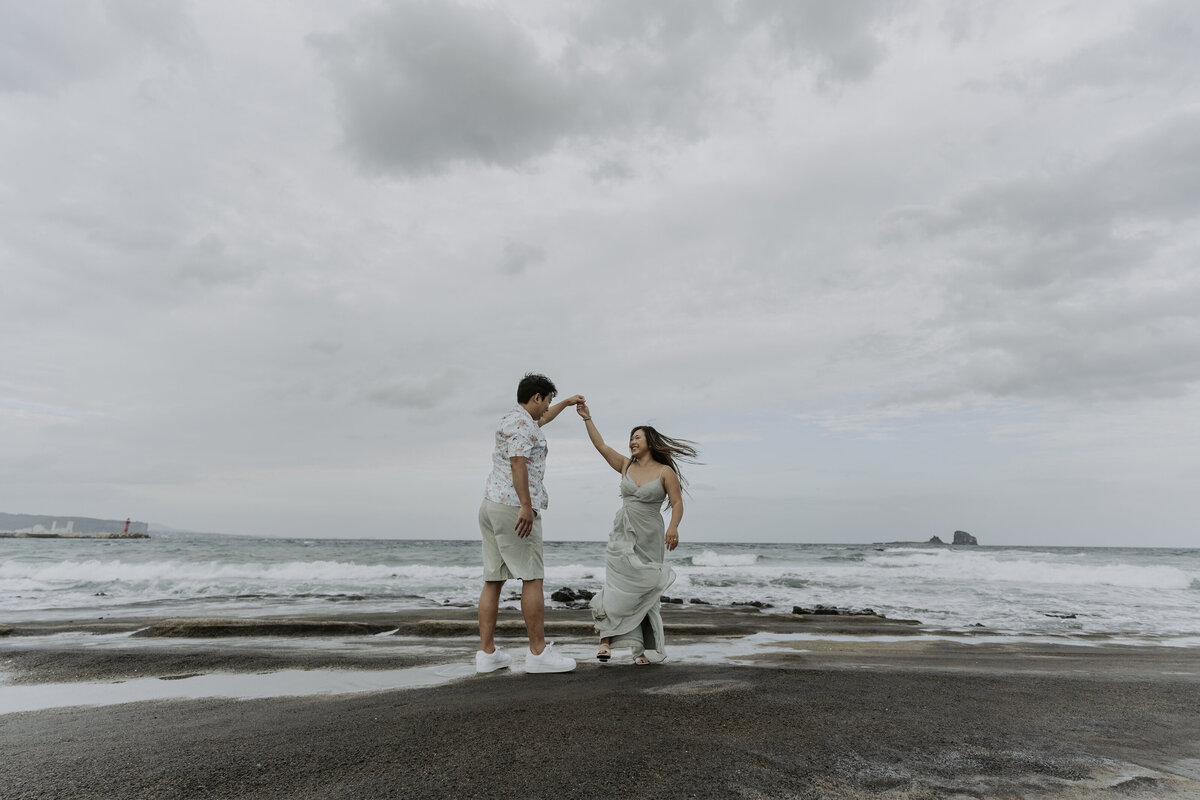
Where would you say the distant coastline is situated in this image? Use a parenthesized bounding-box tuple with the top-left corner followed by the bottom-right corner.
(0, 511, 148, 537)
(0, 531, 149, 540)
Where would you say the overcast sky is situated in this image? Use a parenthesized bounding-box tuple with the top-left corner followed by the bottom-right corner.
(2, 1, 1198, 546)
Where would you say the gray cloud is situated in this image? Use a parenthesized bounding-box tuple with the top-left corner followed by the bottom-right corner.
(745, 0, 901, 87)
(367, 371, 463, 409)
(888, 109, 1200, 281)
(175, 235, 263, 288)
(938, 3, 998, 45)
(310, 2, 582, 175)
(0, 0, 195, 93)
(1042, 0, 1200, 94)
(589, 158, 635, 182)
(498, 240, 545, 276)
(880, 109, 1200, 403)
(963, 1, 1200, 98)
(312, 0, 899, 175)
(575, 0, 899, 87)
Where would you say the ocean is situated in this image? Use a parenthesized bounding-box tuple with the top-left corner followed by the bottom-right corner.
(2, 534, 1198, 645)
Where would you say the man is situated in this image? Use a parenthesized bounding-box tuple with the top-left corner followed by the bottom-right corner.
(476, 373, 582, 674)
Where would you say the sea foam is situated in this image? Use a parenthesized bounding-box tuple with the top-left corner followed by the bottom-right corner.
(863, 550, 1193, 590)
(689, 550, 759, 567)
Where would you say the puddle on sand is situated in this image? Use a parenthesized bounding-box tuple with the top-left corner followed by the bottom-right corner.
(0, 663, 477, 715)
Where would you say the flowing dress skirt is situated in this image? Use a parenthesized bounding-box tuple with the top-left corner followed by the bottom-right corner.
(589, 471, 676, 662)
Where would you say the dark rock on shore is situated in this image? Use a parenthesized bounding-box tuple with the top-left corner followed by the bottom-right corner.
(953, 530, 978, 545)
(793, 605, 883, 618)
(660, 596, 684, 604)
(550, 587, 595, 603)
(688, 598, 710, 605)
(732, 601, 774, 609)
(0, 625, 13, 637)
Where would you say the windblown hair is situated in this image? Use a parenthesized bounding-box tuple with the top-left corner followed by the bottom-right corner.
(631, 425, 701, 497)
(517, 373, 557, 404)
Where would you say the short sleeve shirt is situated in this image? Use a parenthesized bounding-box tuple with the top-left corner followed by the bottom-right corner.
(484, 405, 549, 509)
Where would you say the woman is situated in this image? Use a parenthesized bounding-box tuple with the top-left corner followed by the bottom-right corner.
(576, 401, 699, 664)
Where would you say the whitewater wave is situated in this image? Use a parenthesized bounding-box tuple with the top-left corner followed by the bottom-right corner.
(4, 539, 1199, 639)
(862, 551, 1194, 590)
(689, 550, 759, 567)
(0, 558, 483, 599)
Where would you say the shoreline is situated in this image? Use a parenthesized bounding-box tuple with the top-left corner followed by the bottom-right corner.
(4, 606, 1200, 682)
(3, 607, 1199, 798)
(0, 604, 920, 636)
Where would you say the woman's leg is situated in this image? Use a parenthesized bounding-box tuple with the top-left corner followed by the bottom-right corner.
(628, 623, 646, 662)
(597, 637, 611, 661)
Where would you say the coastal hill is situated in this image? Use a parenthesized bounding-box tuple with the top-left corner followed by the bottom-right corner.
(0, 512, 148, 536)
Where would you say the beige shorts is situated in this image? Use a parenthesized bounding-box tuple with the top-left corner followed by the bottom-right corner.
(478, 498, 544, 581)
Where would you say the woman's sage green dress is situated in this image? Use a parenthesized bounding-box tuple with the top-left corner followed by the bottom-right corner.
(589, 466, 676, 662)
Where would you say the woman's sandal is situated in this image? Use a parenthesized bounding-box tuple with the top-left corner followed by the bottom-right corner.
(596, 643, 611, 662)
(633, 655, 651, 666)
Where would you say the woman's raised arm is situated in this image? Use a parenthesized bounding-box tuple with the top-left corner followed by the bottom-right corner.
(577, 401, 629, 474)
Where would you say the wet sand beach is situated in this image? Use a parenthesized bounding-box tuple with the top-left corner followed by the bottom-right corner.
(2, 607, 1199, 799)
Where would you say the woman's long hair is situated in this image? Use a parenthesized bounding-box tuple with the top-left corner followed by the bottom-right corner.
(631, 426, 701, 501)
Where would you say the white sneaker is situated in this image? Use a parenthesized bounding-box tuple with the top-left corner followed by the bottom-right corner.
(475, 648, 513, 674)
(525, 642, 576, 673)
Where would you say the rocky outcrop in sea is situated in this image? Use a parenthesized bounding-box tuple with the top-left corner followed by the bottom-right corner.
(953, 530, 978, 545)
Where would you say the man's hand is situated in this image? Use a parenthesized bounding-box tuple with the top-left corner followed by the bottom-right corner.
(576, 401, 591, 418)
(536, 395, 585, 427)
(515, 504, 535, 537)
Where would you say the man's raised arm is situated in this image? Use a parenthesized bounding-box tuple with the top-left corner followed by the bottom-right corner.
(537, 394, 584, 427)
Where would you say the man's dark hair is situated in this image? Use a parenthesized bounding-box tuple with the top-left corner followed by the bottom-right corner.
(517, 373, 557, 404)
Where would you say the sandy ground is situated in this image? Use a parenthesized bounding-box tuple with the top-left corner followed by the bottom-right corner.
(2, 607, 1199, 799)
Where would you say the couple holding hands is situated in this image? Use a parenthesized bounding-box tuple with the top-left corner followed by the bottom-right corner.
(476, 373, 699, 674)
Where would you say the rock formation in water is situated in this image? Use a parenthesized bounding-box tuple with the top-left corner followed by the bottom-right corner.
(953, 530, 979, 545)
